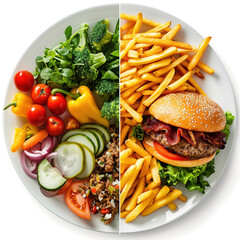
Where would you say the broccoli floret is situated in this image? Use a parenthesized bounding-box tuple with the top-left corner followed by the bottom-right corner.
(72, 23, 106, 82)
(91, 19, 113, 53)
(95, 79, 119, 102)
(101, 97, 119, 127)
(130, 124, 144, 140)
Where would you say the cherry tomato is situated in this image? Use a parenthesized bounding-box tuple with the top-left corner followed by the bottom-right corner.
(65, 181, 91, 219)
(46, 116, 65, 136)
(31, 84, 51, 105)
(66, 117, 80, 130)
(14, 70, 34, 92)
(47, 93, 67, 115)
(153, 141, 188, 160)
(27, 104, 47, 126)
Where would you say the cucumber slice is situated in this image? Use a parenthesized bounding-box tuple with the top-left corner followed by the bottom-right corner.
(61, 130, 99, 154)
(37, 159, 66, 191)
(80, 123, 111, 144)
(66, 134, 95, 154)
(88, 129, 105, 156)
(76, 144, 95, 179)
(54, 142, 85, 178)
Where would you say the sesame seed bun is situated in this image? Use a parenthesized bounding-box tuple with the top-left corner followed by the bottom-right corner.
(142, 137, 215, 167)
(149, 92, 226, 132)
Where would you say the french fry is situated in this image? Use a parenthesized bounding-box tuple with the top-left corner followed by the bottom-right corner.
(143, 68, 175, 107)
(153, 55, 188, 77)
(137, 58, 172, 76)
(132, 12, 143, 34)
(143, 45, 162, 57)
(120, 144, 127, 152)
(125, 139, 151, 157)
(141, 73, 164, 83)
(128, 50, 139, 59)
(120, 148, 134, 162)
(120, 13, 163, 27)
(154, 185, 170, 201)
(176, 63, 207, 96)
(139, 155, 151, 177)
(136, 82, 158, 92)
(136, 95, 148, 114)
(167, 202, 177, 211)
(125, 188, 159, 223)
(121, 80, 147, 99)
(120, 78, 145, 92)
(126, 187, 135, 198)
(120, 164, 137, 191)
(125, 177, 145, 211)
(120, 67, 137, 78)
(120, 158, 145, 207)
(135, 37, 193, 50)
(188, 37, 212, 71)
(147, 181, 161, 190)
(162, 85, 187, 94)
(121, 97, 143, 123)
(120, 61, 130, 72)
(121, 197, 131, 212)
(137, 189, 153, 204)
(120, 156, 137, 165)
(121, 20, 135, 31)
(178, 194, 188, 202)
(146, 169, 152, 181)
(176, 46, 197, 54)
(162, 24, 181, 40)
(167, 69, 195, 90)
(146, 21, 171, 33)
(128, 47, 177, 66)
(123, 118, 137, 126)
(150, 158, 160, 183)
(182, 54, 215, 74)
(120, 124, 131, 145)
(120, 38, 137, 60)
(120, 211, 130, 218)
(126, 92, 142, 105)
(121, 75, 132, 82)
(123, 32, 162, 40)
(142, 189, 182, 216)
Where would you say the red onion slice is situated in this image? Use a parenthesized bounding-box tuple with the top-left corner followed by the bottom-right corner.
(20, 151, 38, 179)
(40, 187, 60, 197)
(23, 136, 58, 162)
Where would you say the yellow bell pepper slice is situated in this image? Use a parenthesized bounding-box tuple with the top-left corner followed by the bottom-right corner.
(22, 123, 39, 139)
(11, 128, 26, 152)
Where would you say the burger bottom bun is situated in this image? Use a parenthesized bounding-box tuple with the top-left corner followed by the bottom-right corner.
(142, 137, 215, 168)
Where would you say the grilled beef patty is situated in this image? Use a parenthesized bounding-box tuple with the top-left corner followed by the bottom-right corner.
(149, 131, 218, 158)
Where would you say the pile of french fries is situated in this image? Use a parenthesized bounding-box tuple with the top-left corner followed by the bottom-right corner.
(120, 12, 215, 223)
(120, 138, 187, 223)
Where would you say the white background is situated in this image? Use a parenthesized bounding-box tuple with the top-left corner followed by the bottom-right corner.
(0, 0, 239, 239)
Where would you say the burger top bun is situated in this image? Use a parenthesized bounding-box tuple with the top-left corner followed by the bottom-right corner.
(142, 137, 216, 167)
(149, 92, 226, 132)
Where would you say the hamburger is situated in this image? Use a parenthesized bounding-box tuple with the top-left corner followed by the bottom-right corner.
(142, 92, 227, 167)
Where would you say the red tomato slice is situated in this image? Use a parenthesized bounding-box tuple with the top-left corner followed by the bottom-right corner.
(65, 181, 91, 220)
(57, 178, 73, 195)
(153, 141, 188, 161)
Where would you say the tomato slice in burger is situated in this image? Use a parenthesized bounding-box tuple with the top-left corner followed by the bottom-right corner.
(65, 181, 91, 219)
(153, 141, 188, 161)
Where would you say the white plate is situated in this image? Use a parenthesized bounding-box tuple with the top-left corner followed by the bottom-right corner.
(120, 3, 236, 233)
(3, 4, 119, 233)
